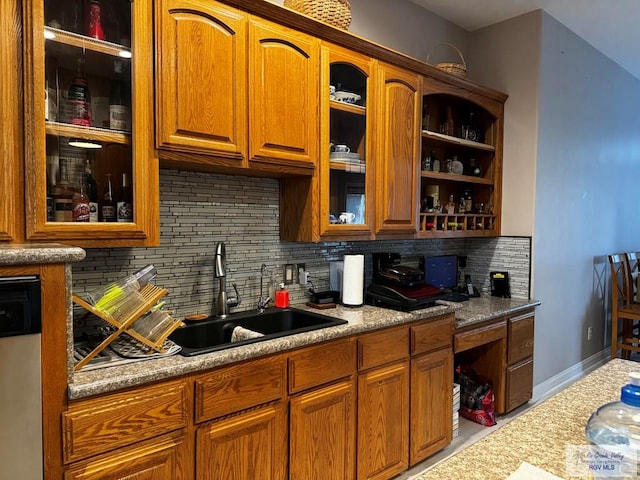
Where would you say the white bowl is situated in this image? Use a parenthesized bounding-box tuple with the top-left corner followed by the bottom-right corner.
(334, 91, 362, 104)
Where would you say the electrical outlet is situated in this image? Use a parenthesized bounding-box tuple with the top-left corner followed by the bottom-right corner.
(587, 326, 593, 341)
(284, 264, 295, 285)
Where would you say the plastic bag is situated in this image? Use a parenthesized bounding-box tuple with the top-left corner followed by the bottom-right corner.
(455, 365, 497, 427)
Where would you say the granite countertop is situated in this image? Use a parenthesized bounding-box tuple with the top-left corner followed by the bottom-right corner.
(68, 297, 539, 400)
(0, 244, 85, 265)
(416, 358, 637, 480)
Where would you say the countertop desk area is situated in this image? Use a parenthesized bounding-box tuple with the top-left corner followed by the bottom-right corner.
(417, 358, 637, 480)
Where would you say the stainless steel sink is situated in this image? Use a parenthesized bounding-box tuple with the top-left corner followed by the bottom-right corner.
(169, 308, 347, 356)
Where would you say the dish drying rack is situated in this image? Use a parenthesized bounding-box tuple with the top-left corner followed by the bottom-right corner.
(72, 284, 185, 371)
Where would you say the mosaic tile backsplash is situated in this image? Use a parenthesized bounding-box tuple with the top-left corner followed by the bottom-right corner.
(72, 169, 531, 318)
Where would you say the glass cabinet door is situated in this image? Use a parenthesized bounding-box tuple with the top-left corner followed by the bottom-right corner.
(321, 44, 374, 239)
(24, 0, 158, 246)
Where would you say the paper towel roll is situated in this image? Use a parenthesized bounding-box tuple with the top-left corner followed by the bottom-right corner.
(342, 254, 364, 306)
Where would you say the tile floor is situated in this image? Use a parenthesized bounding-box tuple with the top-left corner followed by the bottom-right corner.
(393, 400, 539, 479)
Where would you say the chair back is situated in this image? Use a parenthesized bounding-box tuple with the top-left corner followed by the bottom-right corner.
(608, 254, 630, 307)
(624, 252, 640, 302)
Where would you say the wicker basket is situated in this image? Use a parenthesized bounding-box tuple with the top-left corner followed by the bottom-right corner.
(284, 0, 352, 30)
(426, 43, 467, 78)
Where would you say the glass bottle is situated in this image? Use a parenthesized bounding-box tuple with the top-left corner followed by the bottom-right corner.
(470, 157, 482, 177)
(464, 189, 473, 213)
(109, 59, 131, 131)
(422, 149, 433, 171)
(68, 57, 92, 126)
(444, 106, 455, 136)
(84, 160, 98, 222)
(117, 172, 133, 222)
(445, 194, 456, 215)
(53, 159, 74, 222)
(72, 180, 90, 222)
(101, 173, 116, 222)
(85, 0, 105, 40)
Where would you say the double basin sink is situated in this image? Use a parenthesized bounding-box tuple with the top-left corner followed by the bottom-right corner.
(169, 307, 347, 356)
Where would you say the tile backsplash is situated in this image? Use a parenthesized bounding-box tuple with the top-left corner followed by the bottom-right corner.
(72, 169, 531, 318)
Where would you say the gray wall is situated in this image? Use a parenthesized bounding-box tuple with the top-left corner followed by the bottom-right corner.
(466, 10, 640, 384)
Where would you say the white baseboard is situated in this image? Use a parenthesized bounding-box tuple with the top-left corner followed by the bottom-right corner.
(531, 349, 610, 403)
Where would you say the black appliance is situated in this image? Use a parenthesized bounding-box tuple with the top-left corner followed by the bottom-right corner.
(366, 253, 443, 311)
(490, 271, 511, 298)
(0, 275, 41, 337)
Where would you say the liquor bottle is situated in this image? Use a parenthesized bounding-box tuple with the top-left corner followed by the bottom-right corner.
(85, 0, 105, 40)
(84, 160, 99, 222)
(440, 105, 454, 136)
(101, 173, 116, 222)
(464, 189, 473, 213)
(53, 161, 74, 222)
(117, 173, 133, 222)
(469, 157, 482, 177)
(422, 149, 433, 171)
(68, 57, 91, 126)
(109, 60, 131, 131)
(72, 180, 90, 222)
(465, 112, 482, 142)
(445, 194, 456, 215)
(432, 152, 441, 172)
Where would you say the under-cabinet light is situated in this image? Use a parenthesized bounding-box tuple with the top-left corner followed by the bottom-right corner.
(68, 138, 102, 149)
(44, 29, 55, 40)
(119, 50, 132, 59)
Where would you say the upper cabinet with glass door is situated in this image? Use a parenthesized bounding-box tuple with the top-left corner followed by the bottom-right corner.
(321, 44, 374, 240)
(23, 0, 158, 247)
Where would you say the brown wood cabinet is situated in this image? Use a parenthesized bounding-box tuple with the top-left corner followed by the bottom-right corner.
(196, 402, 288, 480)
(155, 0, 248, 163)
(505, 309, 535, 412)
(418, 75, 506, 238)
(409, 317, 454, 465)
(155, 0, 318, 176)
(374, 62, 421, 237)
(357, 326, 410, 480)
(64, 431, 188, 480)
(22, 0, 159, 247)
(0, 0, 23, 241)
(290, 379, 356, 480)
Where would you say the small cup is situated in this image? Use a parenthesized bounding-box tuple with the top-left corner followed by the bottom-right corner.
(332, 144, 350, 153)
(339, 212, 356, 224)
(329, 85, 336, 100)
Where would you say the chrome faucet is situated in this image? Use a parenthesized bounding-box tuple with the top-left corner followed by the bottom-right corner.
(257, 263, 272, 312)
(214, 242, 240, 318)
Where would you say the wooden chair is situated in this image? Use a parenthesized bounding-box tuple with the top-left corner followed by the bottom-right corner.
(608, 254, 640, 359)
(623, 252, 640, 303)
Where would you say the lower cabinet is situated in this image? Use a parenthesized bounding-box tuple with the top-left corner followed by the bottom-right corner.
(63, 317, 456, 480)
(290, 379, 356, 480)
(505, 309, 535, 412)
(196, 402, 288, 480)
(357, 360, 410, 480)
(410, 347, 453, 464)
(64, 432, 188, 480)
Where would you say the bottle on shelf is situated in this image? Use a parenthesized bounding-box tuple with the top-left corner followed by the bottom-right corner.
(109, 59, 131, 131)
(440, 105, 455, 136)
(422, 106, 430, 131)
(458, 195, 465, 214)
(470, 157, 482, 177)
(72, 180, 90, 222)
(53, 159, 75, 222)
(101, 173, 116, 222)
(85, 0, 105, 40)
(432, 153, 441, 172)
(422, 149, 433, 171)
(445, 194, 456, 215)
(117, 172, 133, 222)
(67, 57, 92, 126)
(464, 189, 473, 213)
(463, 111, 482, 143)
(84, 160, 98, 222)
(446, 157, 453, 173)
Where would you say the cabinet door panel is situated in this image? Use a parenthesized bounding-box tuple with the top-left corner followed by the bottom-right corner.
(65, 432, 187, 480)
(248, 18, 318, 170)
(375, 63, 420, 236)
(357, 361, 409, 480)
(410, 348, 453, 465)
(156, 0, 247, 160)
(196, 402, 287, 480)
(506, 357, 533, 412)
(290, 380, 356, 480)
(507, 310, 535, 364)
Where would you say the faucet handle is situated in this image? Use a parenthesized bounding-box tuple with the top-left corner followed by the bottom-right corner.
(228, 282, 240, 308)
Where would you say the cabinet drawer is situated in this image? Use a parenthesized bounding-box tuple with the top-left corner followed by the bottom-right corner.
(507, 311, 535, 364)
(63, 379, 187, 464)
(505, 357, 533, 412)
(454, 321, 506, 353)
(195, 354, 286, 423)
(410, 315, 453, 356)
(358, 326, 409, 371)
(289, 337, 356, 394)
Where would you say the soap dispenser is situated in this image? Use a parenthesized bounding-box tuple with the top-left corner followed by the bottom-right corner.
(275, 283, 290, 308)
